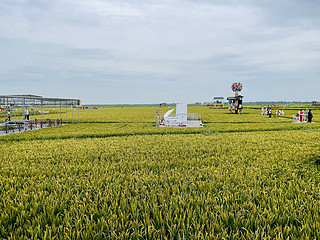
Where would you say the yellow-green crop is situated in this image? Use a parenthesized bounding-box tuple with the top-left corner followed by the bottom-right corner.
(1, 106, 320, 239)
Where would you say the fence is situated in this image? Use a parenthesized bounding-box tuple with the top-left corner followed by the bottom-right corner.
(1, 119, 63, 134)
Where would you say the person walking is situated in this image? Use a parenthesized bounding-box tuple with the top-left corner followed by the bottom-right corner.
(307, 109, 313, 123)
(24, 107, 29, 120)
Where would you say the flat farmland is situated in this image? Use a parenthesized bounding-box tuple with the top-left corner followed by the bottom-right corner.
(1, 106, 320, 239)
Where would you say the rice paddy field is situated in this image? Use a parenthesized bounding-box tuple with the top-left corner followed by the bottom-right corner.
(1, 105, 320, 239)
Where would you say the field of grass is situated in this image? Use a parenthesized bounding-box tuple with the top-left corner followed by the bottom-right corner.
(1, 105, 320, 239)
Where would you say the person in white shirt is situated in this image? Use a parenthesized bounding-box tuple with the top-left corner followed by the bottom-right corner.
(24, 107, 29, 120)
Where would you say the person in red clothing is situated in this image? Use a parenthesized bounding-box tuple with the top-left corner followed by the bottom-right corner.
(6, 110, 11, 121)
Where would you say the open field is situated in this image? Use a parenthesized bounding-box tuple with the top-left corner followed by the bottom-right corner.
(1, 106, 320, 239)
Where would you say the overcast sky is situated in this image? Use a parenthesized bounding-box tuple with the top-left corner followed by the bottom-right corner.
(0, 0, 319, 104)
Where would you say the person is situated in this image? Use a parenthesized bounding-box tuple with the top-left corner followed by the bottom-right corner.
(267, 106, 272, 118)
(239, 104, 243, 114)
(307, 109, 313, 123)
(24, 107, 29, 120)
(6, 110, 11, 121)
(24, 122, 28, 131)
(261, 106, 264, 115)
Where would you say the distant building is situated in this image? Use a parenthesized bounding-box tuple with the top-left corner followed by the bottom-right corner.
(213, 97, 224, 108)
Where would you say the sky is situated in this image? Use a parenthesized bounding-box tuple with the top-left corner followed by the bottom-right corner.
(0, 0, 319, 104)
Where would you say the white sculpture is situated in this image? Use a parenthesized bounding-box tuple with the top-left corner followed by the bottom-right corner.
(160, 103, 203, 127)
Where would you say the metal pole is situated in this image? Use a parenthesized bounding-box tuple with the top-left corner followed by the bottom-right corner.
(2, 99, 4, 122)
(60, 101, 62, 121)
(54, 101, 56, 125)
(72, 104, 74, 123)
(6, 97, 8, 122)
(22, 98, 24, 120)
(41, 100, 43, 121)
(7, 98, 9, 121)
(14, 104, 16, 120)
(66, 102, 68, 124)
(156, 110, 159, 127)
(78, 105, 80, 123)
(4, 98, 6, 122)
(33, 100, 35, 121)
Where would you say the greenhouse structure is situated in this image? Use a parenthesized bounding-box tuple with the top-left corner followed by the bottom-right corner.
(0, 95, 81, 132)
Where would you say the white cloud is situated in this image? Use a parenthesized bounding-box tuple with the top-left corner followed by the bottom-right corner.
(0, 0, 320, 103)
(75, 0, 142, 17)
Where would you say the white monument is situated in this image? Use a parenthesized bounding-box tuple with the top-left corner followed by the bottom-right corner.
(160, 103, 203, 127)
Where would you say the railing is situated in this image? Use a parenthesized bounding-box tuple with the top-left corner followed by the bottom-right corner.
(1, 119, 63, 134)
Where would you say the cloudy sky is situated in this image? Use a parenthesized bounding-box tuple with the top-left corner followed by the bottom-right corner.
(0, 0, 319, 104)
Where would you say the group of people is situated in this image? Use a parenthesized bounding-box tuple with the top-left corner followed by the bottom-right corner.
(261, 106, 314, 122)
(298, 108, 313, 123)
(5, 107, 29, 122)
(261, 106, 284, 118)
(262, 106, 272, 118)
